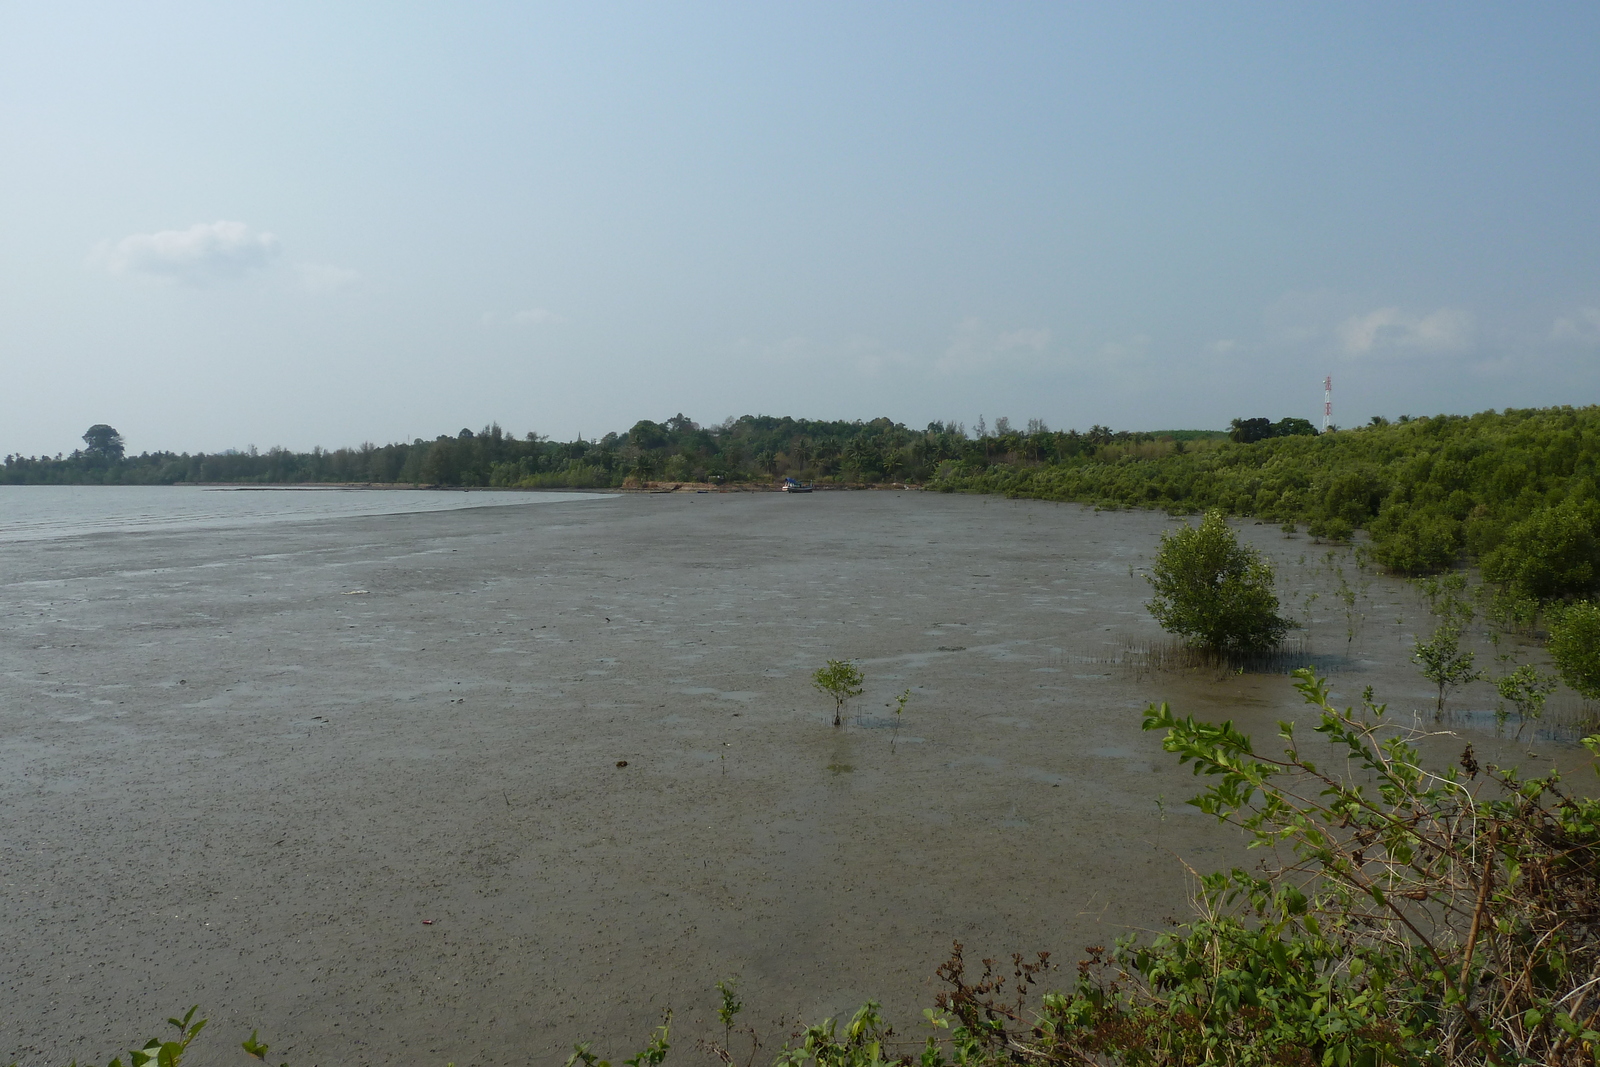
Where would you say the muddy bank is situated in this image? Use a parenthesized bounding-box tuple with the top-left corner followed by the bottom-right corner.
(0, 492, 1580, 1065)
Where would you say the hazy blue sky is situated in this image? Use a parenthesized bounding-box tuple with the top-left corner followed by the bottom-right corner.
(3, 3, 1598, 455)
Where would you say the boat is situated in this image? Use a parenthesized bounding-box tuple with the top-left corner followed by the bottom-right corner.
(780, 477, 813, 494)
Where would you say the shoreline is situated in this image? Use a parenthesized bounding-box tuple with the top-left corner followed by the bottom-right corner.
(3, 479, 928, 493)
(189, 480, 929, 493)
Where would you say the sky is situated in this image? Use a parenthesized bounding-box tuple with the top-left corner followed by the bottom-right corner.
(3, 2, 1599, 456)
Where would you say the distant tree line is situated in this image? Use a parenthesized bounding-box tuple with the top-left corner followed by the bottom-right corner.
(20, 404, 1599, 598)
(1, 415, 1202, 491)
(941, 404, 1600, 597)
(1228, 415, 1318, 443)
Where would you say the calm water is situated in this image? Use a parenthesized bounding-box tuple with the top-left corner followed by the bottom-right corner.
(0, 485, 610, 542)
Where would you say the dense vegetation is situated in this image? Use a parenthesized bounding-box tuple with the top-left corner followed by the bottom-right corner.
(0, 417, 1198, 489)
(942, 406, 1600, 593)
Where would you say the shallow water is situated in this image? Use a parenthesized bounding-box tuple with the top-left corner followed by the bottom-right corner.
(0, 491, 1589, 1065)
(0, 485, 606, 542)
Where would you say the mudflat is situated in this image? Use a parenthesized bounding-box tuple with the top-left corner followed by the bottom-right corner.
(0, 491, 1555, 1065)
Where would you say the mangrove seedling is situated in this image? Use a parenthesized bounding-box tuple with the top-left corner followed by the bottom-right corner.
(1494, 661, 1557, 739)
(890, 688, 910, 753)
(567, 1014, 671, 1067)
(1413, 622, 1480, 717)
(813, 659, 864, 727)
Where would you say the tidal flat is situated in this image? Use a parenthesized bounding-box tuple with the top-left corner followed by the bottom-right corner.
(0, 491, 1581, 1065)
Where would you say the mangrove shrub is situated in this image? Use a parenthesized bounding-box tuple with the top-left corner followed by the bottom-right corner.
(812, 659, 864, 727)
(1549, 601, 1600, 702)
(1145, 509, 1291, 653)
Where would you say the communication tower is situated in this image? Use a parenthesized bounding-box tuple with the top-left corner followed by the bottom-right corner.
(1322, 376, 1333, 433)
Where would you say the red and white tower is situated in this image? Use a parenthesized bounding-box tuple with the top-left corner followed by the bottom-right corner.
(1322, 376, 1333, 433)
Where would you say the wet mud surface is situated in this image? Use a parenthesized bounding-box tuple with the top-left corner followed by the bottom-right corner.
(1, 492, 1586, 1064)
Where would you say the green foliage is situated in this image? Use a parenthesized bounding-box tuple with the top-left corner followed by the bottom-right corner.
(567, 1016, 672, 1067)
(1145, 510, 1292, 653)
(81, 424, 125, 462)
(938, 405, 1600, 586)
(1481, 500, 1600, 601)
(1, 414, 1192, 488)
(1369, 508, 1463, 574)
(1548, 601, 1600, 701)
(1305, 514, 1354, 543)
(717, 978, 743, 1039)
(772, 1004, 895, 1067)
(0, 415, 1009, 488)
(45, 1006, 212, 1067)
(890, 689, 911, 753)
(1413, 623, 1480, 716)
(1017, 670, 1600, 1066)
(239, 1029, 280, 1064)
(1494, 661, 1557, 736)
(1229, 416, 1317, 444)
(785, 673, 1600, 1066)
(1481, 583, 1540, 635)
(812, 659, 864, 727)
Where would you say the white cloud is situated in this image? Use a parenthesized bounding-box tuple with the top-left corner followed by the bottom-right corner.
(298, 263, 361, 294)
(1337, 306, 1473, 357)
(98, 221, 280, 284)
(1551, 307, 1600, 346)
(935, 317, 1051, 375)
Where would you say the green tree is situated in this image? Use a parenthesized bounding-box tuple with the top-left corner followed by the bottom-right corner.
(1369, 508, 1462, 574)
(81, 423, 125, 461)
(1494, 661, 1557, 736)
(1413, 623, 1479, 716)
(1228, 416, 1276, 443)
(1322, 468, 1386, 526)
(812, 659, 864, 727)
(1481, 500, 1600, 601)
(1548, 600, 1600, 701)
(1145, 509, 1291, 653)
(627, 420, 668, 450)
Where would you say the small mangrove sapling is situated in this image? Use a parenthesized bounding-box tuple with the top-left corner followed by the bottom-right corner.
(701, 977, 763, 1067)
(889, 689, 910, 753)
(1493, 661, 1557, 738)
(1413, 622, 1480, 718)
(812, 659, 864, 728)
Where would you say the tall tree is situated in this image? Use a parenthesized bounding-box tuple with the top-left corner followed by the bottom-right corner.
(81, 424, 125, 461)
